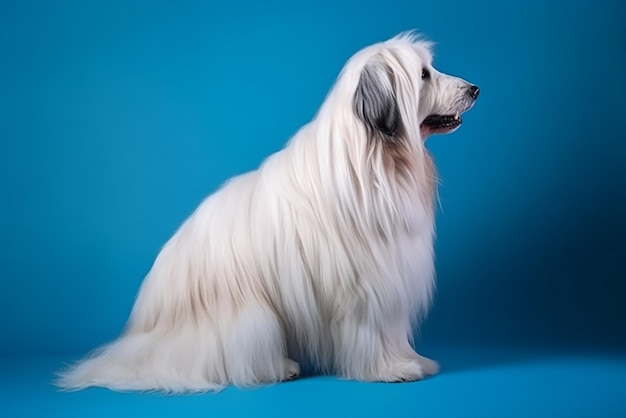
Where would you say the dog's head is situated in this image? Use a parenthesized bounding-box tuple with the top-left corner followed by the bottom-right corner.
(352, 33, 479, 141)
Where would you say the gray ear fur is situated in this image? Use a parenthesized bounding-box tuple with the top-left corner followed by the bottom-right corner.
(353, 61, 399, 137)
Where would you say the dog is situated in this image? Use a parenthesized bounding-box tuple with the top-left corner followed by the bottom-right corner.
(56, 31, 479, 393)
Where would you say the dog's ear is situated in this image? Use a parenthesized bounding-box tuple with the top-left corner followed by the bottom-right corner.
(353, 60, 399, 137)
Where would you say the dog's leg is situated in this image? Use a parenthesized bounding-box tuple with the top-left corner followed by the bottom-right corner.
(332, 311, 438, 382)
(223, 301, 300, 386)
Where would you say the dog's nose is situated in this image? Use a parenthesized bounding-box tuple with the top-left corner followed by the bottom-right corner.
(467, 85, 480, 100)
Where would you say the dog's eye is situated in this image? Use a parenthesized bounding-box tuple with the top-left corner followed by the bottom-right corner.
(421, 68, 431, 80)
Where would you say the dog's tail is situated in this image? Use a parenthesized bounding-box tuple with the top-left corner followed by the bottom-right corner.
(55, 297, 290, 394)
(54, 324, 229, 393)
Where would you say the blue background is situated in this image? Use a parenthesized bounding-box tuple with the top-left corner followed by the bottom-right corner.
(1, 0, 625, 417)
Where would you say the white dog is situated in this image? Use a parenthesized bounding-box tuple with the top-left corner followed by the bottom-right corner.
(57, 31, 479, 393)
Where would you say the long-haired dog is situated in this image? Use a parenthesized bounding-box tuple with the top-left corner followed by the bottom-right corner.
(57, 32, 479, 393)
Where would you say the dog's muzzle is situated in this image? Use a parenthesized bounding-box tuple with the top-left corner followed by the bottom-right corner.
(421, 84, 480, 135)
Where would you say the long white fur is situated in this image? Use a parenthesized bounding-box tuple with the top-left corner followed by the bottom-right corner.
(56, 32, 476, 393)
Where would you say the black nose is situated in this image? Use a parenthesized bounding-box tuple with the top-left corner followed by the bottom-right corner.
(467, 85, 480, 100)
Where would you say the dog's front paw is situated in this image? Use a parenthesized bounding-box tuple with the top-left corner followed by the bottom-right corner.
(415, 354, 439, 376)
(369, 354, 439, 382)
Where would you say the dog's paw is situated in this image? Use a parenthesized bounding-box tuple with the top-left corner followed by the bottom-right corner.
(283, 359, 300, 381)
(369, 355, 439, 382)
(415, 354, 439, 376)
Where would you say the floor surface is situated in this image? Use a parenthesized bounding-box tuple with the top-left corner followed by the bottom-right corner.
(2, 344, 625, 418)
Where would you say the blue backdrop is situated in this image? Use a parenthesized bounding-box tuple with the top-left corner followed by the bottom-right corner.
(1, 0, 625, 416)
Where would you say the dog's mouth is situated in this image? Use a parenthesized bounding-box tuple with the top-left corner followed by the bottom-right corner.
(420, 112, 462, 134)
